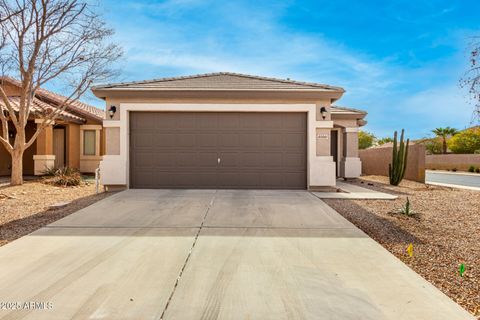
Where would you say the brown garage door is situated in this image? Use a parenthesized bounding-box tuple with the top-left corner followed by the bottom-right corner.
(130, 112, 307, 189)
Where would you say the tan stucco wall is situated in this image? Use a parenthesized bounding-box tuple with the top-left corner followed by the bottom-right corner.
(359, 144, 426, 183)
(426, 154, 480, 171)
(315, 128, 331, 156)
(36, 125, 53, 155)
(66, 123, 80, 168)
(344, 132, 359, 157)
(105, 97, 334, 120)
(105, 127, 120, 155)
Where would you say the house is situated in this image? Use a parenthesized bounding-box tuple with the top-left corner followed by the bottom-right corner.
(92, 72, 367, 189)
(0, 77, 105, 176)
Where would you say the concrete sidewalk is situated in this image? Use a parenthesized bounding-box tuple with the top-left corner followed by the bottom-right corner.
(426, 170, 480, 191)
(313, 181, 398, 199)
(0, 190, 473, 320)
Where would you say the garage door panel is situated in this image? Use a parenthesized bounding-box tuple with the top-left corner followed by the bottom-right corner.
(262, 133, 283, 148)
(284, 153, 306, 167)
(135, 152, 155, 167)
(176, 114, 196, 129)
(283, 113, 306, 129)
(196, 134, 217, 147)
(240, 114, 263, 129)
(218, 134, 239, 147)
(153, 153, 175, 167)
(263, 113, 283, 129)
(239, 152, 263, 167)
(196, 113, 218, 129)
(218, 113, 240, 129)
(218, 172, 261, 188)
(195, 152, 218, 168)
(175, 134, 196, 147)
(218, 152, 239, 168)
(130, 112, 306, 189)
(132, 133, 155, 148)
(262, 152, 283, 167)
(155, 134, 175, 147)
(284, 133, 306, 147)
(239, 133, 262, 147)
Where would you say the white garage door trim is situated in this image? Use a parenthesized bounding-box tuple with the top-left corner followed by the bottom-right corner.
(101, 103, 335, 188)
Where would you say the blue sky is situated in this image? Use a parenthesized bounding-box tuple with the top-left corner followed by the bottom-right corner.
(91, 0, 479, 139)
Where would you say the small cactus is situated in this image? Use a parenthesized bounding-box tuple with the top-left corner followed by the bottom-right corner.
(389, 129, 409, 186)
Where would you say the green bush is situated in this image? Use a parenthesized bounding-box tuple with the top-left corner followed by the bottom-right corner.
(359, 131, 376, 149)
(468, 165, 475, 172)
(476, 168, 480, 173)
(447, 128, 480, 154)
(43, 167, 82, 187)
(418, 137, 442, 154)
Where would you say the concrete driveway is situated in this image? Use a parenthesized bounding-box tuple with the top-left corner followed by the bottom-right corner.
(0, 190, 473, 320)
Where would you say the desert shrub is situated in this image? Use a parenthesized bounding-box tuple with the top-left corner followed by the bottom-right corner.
(476, 168, 480, 173)
(447, 128, 480, 154)
(359, 131, 376, 149)
(452, 168, 457, 172)
(468, 165, 475, 172)
(43, 167, 82, 187)
(377, 137, 394, 145)
(393, 197, 417, 216)
(419, 138, 442, 154)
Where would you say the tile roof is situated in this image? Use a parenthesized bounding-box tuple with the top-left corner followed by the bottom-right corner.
(331, 105, 367, 115)
(1, 77, 104, 121)
(7, 97, 85, 122)
(92, 72, 345, 92)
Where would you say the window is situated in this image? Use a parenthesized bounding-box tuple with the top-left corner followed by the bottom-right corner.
(83, 130, 96, 156)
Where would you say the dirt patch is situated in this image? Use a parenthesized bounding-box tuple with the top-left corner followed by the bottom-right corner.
(0, 179, 113, 247)
(325, 175, 480, 318)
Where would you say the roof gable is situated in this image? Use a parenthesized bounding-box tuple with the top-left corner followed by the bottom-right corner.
(92, 72, 345, 92)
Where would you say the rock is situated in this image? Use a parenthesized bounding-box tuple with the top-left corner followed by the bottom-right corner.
(48, 202, 70, 210)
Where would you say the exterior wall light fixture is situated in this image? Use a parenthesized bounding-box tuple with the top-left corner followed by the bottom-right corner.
(320, 107, 327, 120)
(108, 106, 117, 119)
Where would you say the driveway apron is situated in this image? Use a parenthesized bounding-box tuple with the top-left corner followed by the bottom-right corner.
(0, 189, 474, 320)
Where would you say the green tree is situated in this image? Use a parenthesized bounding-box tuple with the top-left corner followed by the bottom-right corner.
(377, 137, 394, 145)
(432, 127, 458, 154)
(447, 128, 480, 154)
(424, 138, 443, 154)
(359, 131, 376, 149)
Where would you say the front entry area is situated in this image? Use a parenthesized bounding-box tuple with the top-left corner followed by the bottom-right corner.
(129, 112, 307, 189)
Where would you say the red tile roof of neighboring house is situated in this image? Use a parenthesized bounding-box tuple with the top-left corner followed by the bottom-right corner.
(0, 77, 104, 122)
(7, 96, 85, 123)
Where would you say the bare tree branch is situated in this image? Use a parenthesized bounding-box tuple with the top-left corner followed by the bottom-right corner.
(0, 0, 122, 185)
(461, 38, 480, 123)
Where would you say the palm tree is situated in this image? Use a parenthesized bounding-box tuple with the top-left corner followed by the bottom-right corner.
(432, 127, 458, 154)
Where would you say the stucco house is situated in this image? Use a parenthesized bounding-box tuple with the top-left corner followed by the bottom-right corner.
(92, 72, 367, 190)
(0, 77, 105, 176)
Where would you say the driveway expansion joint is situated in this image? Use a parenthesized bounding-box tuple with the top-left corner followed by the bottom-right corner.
(159, 190, 217, 320)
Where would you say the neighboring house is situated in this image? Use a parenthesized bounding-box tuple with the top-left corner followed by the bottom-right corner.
(92, 72, 367, 189)
(0, 77, 105, 176)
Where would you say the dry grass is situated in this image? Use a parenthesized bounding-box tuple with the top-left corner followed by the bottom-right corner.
(0, 179, 112, 247)
(324, 175, 480, 318)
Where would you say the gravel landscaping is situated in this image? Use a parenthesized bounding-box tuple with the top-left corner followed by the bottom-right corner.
(324, 175, 480, 319)
(0, 178, 112, 247)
